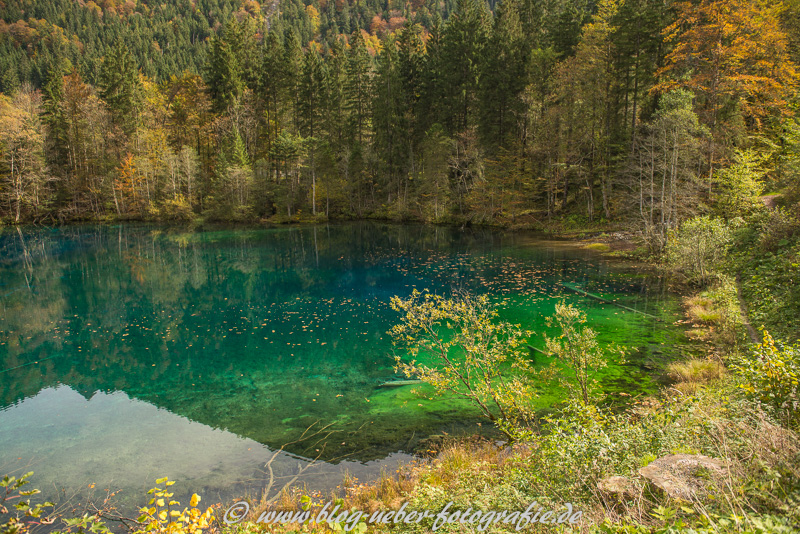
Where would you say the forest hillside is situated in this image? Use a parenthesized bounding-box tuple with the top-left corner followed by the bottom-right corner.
(0, 0, 797, 233)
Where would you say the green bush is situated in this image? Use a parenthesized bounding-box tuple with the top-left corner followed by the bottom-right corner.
(543, 302, 625, 405)
(158, 195, 195, 221)
(665, 216, 733, 285)
(714, 149, 768, 219)
(734, 331, 800, 428)
(755, 207, 799, 253)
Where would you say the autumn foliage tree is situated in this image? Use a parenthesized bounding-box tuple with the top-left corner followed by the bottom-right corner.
(114, 152, 147, 216)
(0, 87, 46, 221)
(657, 0, 798, 176)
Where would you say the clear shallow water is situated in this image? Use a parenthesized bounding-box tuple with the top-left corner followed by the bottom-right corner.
(0, 223, 693, 510)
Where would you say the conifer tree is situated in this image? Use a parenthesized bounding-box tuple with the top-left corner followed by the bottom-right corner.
(439, 0, 489, 133)
(99, 42, 142, 136)
(205, 25, 244, 113)
(479, 0, 527, 150)
(345, 30, 374, 147)
(298, 49, 327, 215)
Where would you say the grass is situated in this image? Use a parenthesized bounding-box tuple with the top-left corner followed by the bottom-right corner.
(667, 358, 726, 383)
(584, 243, 612, 252)
(685, 296, 722, 325)
(666, 358, 726, 396)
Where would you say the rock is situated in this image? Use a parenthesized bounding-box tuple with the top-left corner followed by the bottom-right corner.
(638, 454, 728, 500)
(598, 476, 637, 500)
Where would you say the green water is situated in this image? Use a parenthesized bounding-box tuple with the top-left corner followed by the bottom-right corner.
(0, 223, 693, 509)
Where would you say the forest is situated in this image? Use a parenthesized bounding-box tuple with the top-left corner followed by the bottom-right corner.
(0, 0, 797, 248)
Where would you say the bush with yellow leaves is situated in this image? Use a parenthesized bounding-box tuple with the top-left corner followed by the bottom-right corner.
(389, 290, 537, 441)
(137, 477, 214, 534)
(734, 330, 800, 429)
(1, 474, 213, 534)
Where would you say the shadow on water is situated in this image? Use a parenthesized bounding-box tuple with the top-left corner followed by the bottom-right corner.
(0, 222, 696, 510)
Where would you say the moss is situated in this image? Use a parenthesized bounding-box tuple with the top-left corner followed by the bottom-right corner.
(584, 242, 612, 252)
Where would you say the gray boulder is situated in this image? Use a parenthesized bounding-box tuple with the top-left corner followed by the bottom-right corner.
(638, 454, 728, 501)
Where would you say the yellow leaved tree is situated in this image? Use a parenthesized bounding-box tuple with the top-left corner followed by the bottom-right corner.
(389, 290, 537, 439)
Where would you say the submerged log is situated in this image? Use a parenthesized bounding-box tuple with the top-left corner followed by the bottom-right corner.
(379, 379, 424, 388)
(559, 283, 662, 321)
(526, 344, 547, 364)
(527, 344, 547, 355)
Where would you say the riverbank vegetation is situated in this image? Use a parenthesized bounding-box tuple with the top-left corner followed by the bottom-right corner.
(200, 250, 800, 533)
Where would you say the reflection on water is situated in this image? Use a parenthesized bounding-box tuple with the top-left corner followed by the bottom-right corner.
(0, 222, 695, 509)
(0, 385, 412, 510)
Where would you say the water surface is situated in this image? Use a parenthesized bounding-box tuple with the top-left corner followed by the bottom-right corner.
(0, 223, 692, 510)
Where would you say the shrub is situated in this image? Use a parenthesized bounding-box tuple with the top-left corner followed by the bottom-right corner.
(1, 475, 213, 534)
(159, 195, 195, 221)
(734, 330, 800, 428)
(543, 302, 625, 405)
(389, 290, 536, 439)
(665, 216, 732, 285)
(755, 206, 799, 252)
(137, 477, 214, 534)
(1, 472, 54, 534)
(714, 149, 768, 219)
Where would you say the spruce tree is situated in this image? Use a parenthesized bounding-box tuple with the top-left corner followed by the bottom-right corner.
(345, 30, 374, 147)
(205, 24, 244, 113)
(439, 0, 488, 133)
(479, 0, 527, 150)
(99, 42, 142, 136)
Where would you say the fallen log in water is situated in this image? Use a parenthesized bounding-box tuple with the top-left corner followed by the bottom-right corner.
(559, 283, 662, 321)
(379, 379, 424, 388)
(527, 344, 547, 355)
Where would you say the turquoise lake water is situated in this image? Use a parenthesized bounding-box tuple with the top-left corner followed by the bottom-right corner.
(0, 223, 694, 510)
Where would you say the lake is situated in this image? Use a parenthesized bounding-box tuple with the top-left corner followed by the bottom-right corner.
(0, 223, 693, 511)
